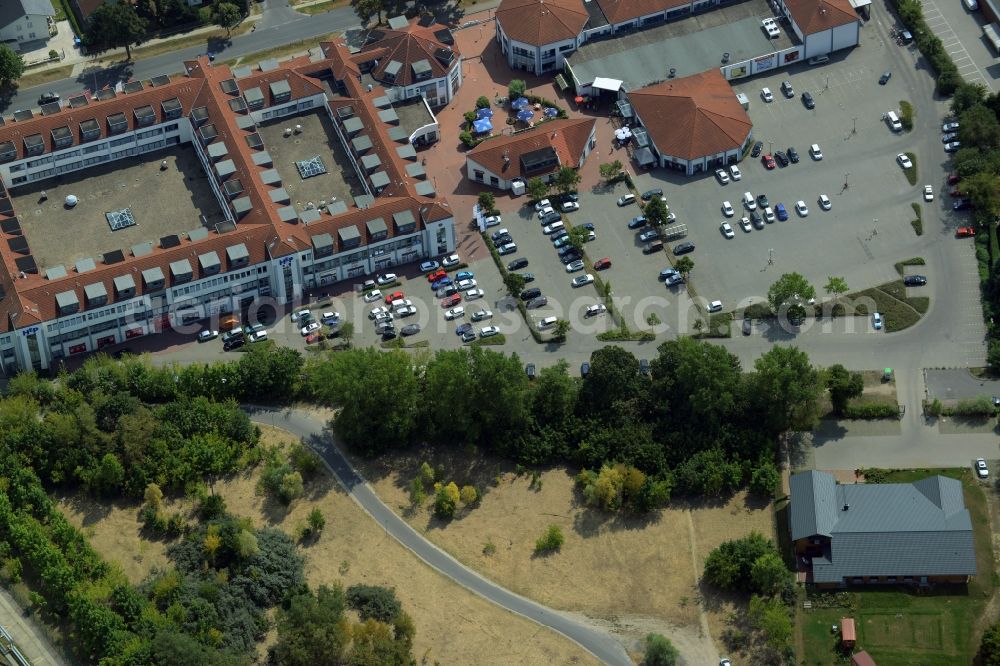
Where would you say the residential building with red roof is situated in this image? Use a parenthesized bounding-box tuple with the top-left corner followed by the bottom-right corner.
(351, 15, 463, 109)
(494, 0, 592, 74)
(465, 117, 596, 190)
(626, 69, 753, 175)
(0, 42, 454, 374)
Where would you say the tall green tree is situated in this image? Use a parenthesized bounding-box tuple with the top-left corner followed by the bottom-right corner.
(979, 619, 1000, 666)
(951, 81, 987, 116)
(467, 348, 529, 449)
(599, 160, 623, 182)
(650, 337, 743, 435)
(752, 346, 823, 434)
(578, 346, 643, 419)
(273, 585, 351, 665)
(351, 0, 384, 24)
(526, 176, 549, 202)
(644, 196, 670, 227)
(958, 104, 1000, 152)
(553, 166, 581, 196)
(477, 191, 497, 216)
(567, 226, 589, 252)
(530, 360, 578, 430)
(0, 45, 25, 87)
(826, 363, 863, 415)
(503, 272, 525, 298)
(824, 276, 849, 298)
(674, 256, 693, 276)
(508, 79, 526, 99)
(211, 1, 242, 35)
(422, 350, 476, 441)
(84, 2, 148, 60)
(642, 633, 679, 666)
(767, 272, 815, 324)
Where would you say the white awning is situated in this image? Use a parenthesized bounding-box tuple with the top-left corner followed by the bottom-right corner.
(592, 77, 623, 92)
(848, 0, 871, 9)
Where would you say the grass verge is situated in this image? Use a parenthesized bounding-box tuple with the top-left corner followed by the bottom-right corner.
(18, 64, 75, 89)
(798, 468, 993, 665)
(380, 338, 430, 349)
(899, 99, 914, 131)
(894, 257, 926, 275)
(903, 152, 918, 186)
(298, 0, 351, 14)
(693, 312, 732, 338)
(470, 333, 506, 346)
(847, 280, 925, 332)
(230, 33, 331, 66)
(910, 203, 923, 236)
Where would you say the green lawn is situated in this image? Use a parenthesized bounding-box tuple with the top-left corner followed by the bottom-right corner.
(798, 469, 994, 665)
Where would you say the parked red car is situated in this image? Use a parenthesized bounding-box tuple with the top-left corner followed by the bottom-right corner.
(956, 226, 976, 238)
(950, 188, 963, 197)
(427, 270, 447, 282)
(441, 293, 462, 307)
(593, 257, 612, 270)
(384, 291, 404, 304)
(305, 333, 321, 344)
(762, 154, 776, 169)
(948, 173, 961, 185)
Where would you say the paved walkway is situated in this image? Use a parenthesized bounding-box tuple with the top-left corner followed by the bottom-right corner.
(0, 586, 68, 666)
(245, 406, 633, 666)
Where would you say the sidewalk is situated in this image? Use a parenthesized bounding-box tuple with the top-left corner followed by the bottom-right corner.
(0, 586, 68, 666)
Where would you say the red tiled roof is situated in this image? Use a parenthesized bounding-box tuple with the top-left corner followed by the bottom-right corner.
(352, 18, 460, 88)
(0, 45, 453, 333)
(496, 0, 589, 46)
(72, 0, 108, 21)
(627, 69, 752, 160)
(785, 0, 858, 34)
(466, 117, 595, 180)
(0, 79, 203, 161)
(851, 650, 877, 666)
(841, 618, 856, 641)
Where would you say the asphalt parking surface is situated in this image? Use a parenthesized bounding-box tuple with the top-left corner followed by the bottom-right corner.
(919, 0, 995, 90)
(629, 44, 949, 314)
(505, 203, 609, 337)
(573, 181, 699, 334)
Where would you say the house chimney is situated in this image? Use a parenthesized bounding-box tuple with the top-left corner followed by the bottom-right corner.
(842, 503, 849, 511)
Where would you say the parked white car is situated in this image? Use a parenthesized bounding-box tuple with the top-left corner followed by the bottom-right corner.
(465, 288, 485, 300)
(479, 325, 500, 338)
(722, 201, 734, 217)
(761, 87, 774, 103)
(923, 185, 934, 202)
(442, 254, 460, 267)
(301, 322, 320, 336)
(585, 304, 607, 317)
(896, 153, 913, 169)
(720, 222, 735, 239)
(795, 200, 809, 216)
(534, 198, 551, 211)
(818, 195, 831, 211)
(291, 308, 311, 322)
(444, 306, 465, 320)
(363, 289, 382, 303)
(715, 168, 730, 184)
(729, 164, 742, 181)
(571, 274, 595, 288)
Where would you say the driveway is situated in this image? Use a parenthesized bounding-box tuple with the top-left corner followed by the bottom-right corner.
(246, 405, 632, 666)
(920, 0, 996, 90)
(925, 368, 1000, 401)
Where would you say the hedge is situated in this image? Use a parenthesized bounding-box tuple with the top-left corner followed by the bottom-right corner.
(891, 0, 961, 95)
(842, 403, 900, 419)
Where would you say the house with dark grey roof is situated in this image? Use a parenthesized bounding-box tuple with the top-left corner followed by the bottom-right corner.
(790, 471, 976, 587)
(0, 0, 55, 51)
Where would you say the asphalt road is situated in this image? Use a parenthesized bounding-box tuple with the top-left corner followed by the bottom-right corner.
(5, 3, 362, 112)
(245, 405, 634, 666)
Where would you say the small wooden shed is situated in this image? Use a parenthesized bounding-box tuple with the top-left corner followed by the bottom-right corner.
(841, 617, 857, 649)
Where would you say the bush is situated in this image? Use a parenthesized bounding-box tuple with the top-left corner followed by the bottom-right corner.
(950, 395, 996, 416)
(899, 100, 914, 131)
(346, 584, 402, 623)
(642, 633, 679, 665)
(459, 130, 476, 148)
(475, 96, 491, 109)
(278, 472, 304, 504)
(198, 493, 227, 520)
(842, 402, 900, 419)
(289, 444, 321, 480)
(534, 524, 564, 554)
(703, 532, 780, 593)
(749, 461, 780, 497)
(47, 49, 59, 60)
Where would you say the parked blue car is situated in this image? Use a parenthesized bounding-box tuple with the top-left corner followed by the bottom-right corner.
(455, 323, 473, 336)
(431, 276, 453, 290)
(775, 203, 789, 221)
(582, 223, 595, 231)
(455, 271, 474, 281)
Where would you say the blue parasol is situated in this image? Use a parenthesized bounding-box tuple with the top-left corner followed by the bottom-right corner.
(516, 108, 534, 122)
(511, 97, 530, 109)
(476, 107, 494, 119)
(472, 118, 493, 133)
(543, 107, 559, 117)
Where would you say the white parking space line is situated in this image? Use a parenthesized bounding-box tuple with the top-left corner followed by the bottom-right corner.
(921, 0, 990, 88)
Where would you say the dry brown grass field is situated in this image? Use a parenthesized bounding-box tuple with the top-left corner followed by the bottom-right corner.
(58, 426, 597, 665)
(353, 445, 775, 660)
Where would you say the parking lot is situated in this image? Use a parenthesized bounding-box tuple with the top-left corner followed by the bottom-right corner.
(628, 45, 946, 315)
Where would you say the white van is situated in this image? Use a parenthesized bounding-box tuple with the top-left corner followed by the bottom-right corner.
(537, 316, 558, 330)
(886, 111, 902, 132)
(742, 191, 756, 210)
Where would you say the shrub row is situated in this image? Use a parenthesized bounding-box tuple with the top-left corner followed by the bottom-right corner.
(892, 0, 962, 95)
(842, 402, 900, 420)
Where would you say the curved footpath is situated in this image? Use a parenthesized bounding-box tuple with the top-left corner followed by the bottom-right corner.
(246, 405, 633, 666)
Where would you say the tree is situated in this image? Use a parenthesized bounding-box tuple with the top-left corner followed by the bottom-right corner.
(351, 0, 384, 24)
(84, 2, 148, 60)
(642, 633, 679, 666)
(749, 460, 780, 496)
(460, 485, 478, 505)
(526, 176, 549, 202)
(962, 170, 1000, 223)
(979, 619, 1000, 666)
(422, 350, 477, 441)
(531, 360, 578, 431)
(750, 552, 790, 595)
(703, 532, 776, 592)
(599, 160, 623, 182)
(644, 197, 670, 227)
(767, 272, 815, 324)
(748, 595, 793, 654)
(307, 508, 326, 534)
(337, 321, 354, 348)
(958, 104, 1000, 152)
(567, 226, 589, 252)
(952, 81, 987, 116)
(0, 45, 25, 88)
(674, 256, 693, 276)
(477, 191, 497, 216)
(753, 346, 823, 434)
(554, 166, 581, 196)
(274, 585, 351, 665)
(578, 346, 643, 418)
(211, 1, 241, 36)
(346, 585, 402, 623)
(508, 79, 526, 99)
(434, 482, 460, 519)
(824, 276, 848, 298)
(503, 272, 526, 298)
(826, 363, 863, 415)
(552, 319, 570, 342)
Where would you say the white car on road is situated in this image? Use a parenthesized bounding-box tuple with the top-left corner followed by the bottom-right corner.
(872, 312, 883, 330)
(761, 87, 774, 102)
(976, 458, 989, 479)
(300, 322, 320, 336)
(445, 306, 465, 320)
(363, 289, 382, 303)
(795, 200, 809, 216)
(465, 288, 485, 300)
(571, 274, 595, 288)
(729, 164, 742, 181)
(896, 153, 913, 169)
(715, 168, 730, 184)
(739, 216, 752, 232)
(818, 195, 831, 211)
(721, 222, 735, 238)
(471, 309, 493, 322)
(923, 185, 934, 201)
(585, 304, 607, 317)
(722, 201, 734, 217)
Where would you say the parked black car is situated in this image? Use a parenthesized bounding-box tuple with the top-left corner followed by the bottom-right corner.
(751, 141, 764, 158)
(903, 275, 927, 286)
(520, 287, 542, 301)
(774, 151, 789, 167)
(787, 147, 800, 163)
(801, 91, 814, 109)
(526, 363, 537, 379)
(641, 188, 663, 201)
(672, 242, 695, 256)
(507, 257, 529, 270)
(223, 338, 245, 351)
